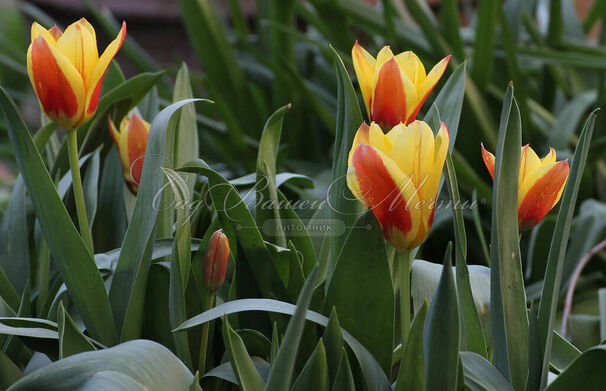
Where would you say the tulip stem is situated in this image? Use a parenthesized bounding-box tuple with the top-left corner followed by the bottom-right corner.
(198, 294, 215, 375)
(66, 130, 94, 254)
(399, 250, 413, 346)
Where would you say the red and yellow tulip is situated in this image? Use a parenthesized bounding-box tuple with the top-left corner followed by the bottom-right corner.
(109, 113, 150, 192)
(352, 42, 450, 130)
(27, 18, 126, 130)
(347, 120, 449, 250)
(481, 144, 569, 231)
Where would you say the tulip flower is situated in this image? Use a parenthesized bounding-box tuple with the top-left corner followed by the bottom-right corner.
(352, 42, 450, 130)
(347, 120, 449, 250)
(109, 113, 150, 192)
(27, 18, 126, 130)
(202, 230, 230, 295)
(481, 144, 569, 231)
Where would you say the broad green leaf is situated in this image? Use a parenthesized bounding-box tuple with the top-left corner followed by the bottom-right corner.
(327, 45, 363, 285)
(291, 339, 330, 391)
(548, 91, 596, 150)
(489, 84, 527, 388)
(460, 352, 514, 391)
(175, 298, 391, 391)
(7, 339, 198, 391)
(82, 148, 100, 228)
(424, 244, 460, 391)
(0, 317, 58, 339)
(256, 104, 291, 247)
(550, 330, 581, 373)
(545, 346, 606, 390)
(203, 357, 270, 384)
(325, 211, 394, 374)
(222, 317, 265, 391)
(538, 111, 597, 388)
(109, 98, 206, 341)
(265, 268, 318, 391)
(142, 263, 174, 351)
(277, 190, 316, 276)
(395, 301, 428, 391)
(57, 302, 95, 359)
(0, 88, 117, 346)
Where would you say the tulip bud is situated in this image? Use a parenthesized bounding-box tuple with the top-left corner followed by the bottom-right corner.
(203, 230, 230, 295)
(27, 18, 126, 130)
(108, 113, 150, 193)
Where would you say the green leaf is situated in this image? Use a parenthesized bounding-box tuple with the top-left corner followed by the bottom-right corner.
(547, 91, 596, 150)
(327, 45, 363, 285)
(265, 268, 318, 391)
(7, 340, 197, 391)
(57, 302, 96, 359)
(222, 317, 265, 391)
(444, 153, 487, 357)
(0, 317, 58, 339)
(325, 211, 394, 374)
(0, 349, 22, 389)
(550, 330, 581, 373)
(545, 346, 606, 390)
(82, 148, 100, 228)
(322, 308, 344, 383)
(291, 339, 330, 391)
(331, 347, 355, 391)
(178, 160, 288, 300)
(175, 299, 391, 391)
(277, 190, 316, 276)
(395, 301, 428, 391)
(460, 352, 514, 391)
(537, 110, 597, 388)
(256, 104, 291, 247)
(471, 0, 498, 88)
(489, 84, 527, 388)
(424, 244, 460, 391)
(109, 98, 206, 341)
(203, 357, 270, 384)
(0, 87, 118, 346)
(439, 0, 464, 59)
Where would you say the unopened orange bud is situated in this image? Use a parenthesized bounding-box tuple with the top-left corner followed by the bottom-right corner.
(203, 230, 230, 295)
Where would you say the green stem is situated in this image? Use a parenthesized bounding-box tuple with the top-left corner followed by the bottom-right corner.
(66, 130, 93, 254)
(198, 294, 215, 374)
(399, 250, 413, 346)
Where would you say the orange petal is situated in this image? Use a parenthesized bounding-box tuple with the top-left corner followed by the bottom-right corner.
(49, 26, 63, 40)
(347, 143, 421, 250)
(27, 36, 85, 130)
(518, 160, 569, 231)
(407, 55, 450, 124)
(351, 42, 376, 118)
(481, 143, 495, 179)
(83, 22, 126, 120)
(126, 114, 150, 187)
(371, 58, 408, 129)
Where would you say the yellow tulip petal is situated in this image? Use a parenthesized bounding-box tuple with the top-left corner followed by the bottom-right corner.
(541, 147, 556, 165)
(388, 120, 434, 191)
(408, 55, 450, 123)
(352, 42, 376, 117)
(368, 121, 392, 154)
(374, 46, 395, 71)
(519, 144, 541, 184)
(348, 122, 370, 165)
(83, 22, 126, 121)
(56, 18, 99, 86)
(31, 22, 57, 45)
(394, 51, 426, 85)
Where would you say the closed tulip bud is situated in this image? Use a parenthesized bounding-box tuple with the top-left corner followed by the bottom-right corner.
(203, 230, 230, 295)
(347, 120, 449, 250)
(27, 18, 126, 130)
(352, 42, 450, 130)
(109, 113, 150, 193)
(481, 144, 569, 231)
